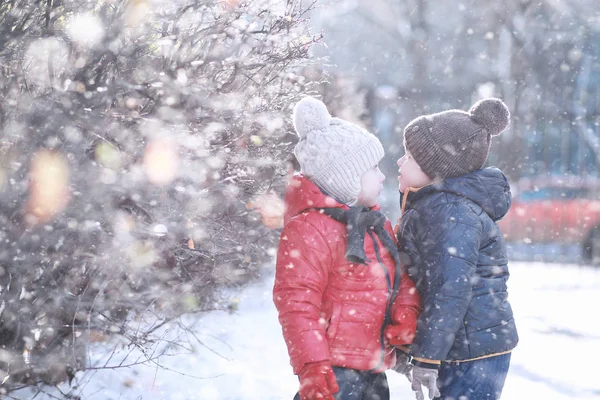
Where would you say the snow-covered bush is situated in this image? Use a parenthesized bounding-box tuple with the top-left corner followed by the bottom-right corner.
(0, 0, 321, 392)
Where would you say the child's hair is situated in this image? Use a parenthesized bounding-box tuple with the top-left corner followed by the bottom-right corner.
(403, 98, 510, 180)
(292, 97, 384, 204)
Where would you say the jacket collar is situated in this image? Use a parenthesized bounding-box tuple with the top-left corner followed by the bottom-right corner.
(284, 174, 381, 224)
(399, 168, 512, 221)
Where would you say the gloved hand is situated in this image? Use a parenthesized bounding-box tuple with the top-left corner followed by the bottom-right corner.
(298, 361, 339, 400)
(411, 365, 440, 400)
(392, 350, 412, 382)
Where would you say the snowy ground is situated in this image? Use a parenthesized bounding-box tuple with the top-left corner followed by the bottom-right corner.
(11, 262, 600, 400)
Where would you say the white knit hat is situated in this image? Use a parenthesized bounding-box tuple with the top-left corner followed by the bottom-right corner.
(292, 97, 384, 204)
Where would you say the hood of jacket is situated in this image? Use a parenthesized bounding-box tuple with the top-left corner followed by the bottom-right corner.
(401, 167, 511, 221)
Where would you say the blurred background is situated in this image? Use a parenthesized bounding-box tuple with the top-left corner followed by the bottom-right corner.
(308, 0, 600, 265)
(1, 0, 599, 398)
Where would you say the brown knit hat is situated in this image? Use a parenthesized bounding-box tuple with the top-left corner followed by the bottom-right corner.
(403, 98, 510, 180)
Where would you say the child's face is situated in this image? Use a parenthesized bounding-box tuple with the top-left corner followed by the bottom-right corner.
(356, 166, 385, 207)
(397, 151, 432, 192)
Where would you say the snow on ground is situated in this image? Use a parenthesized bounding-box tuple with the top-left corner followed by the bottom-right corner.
(11, 262, 600, 400)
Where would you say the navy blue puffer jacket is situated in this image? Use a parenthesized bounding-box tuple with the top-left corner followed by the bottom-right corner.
(397, 167, 518, 363)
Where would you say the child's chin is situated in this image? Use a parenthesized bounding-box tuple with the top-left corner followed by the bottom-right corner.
(365, 198, 378, 207)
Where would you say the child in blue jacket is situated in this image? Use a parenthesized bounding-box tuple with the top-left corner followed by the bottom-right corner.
(395, 98, 518, 400)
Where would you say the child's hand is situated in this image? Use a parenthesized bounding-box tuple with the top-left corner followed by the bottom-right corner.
(298, 361, 339, 400)
(245, 191, 284, 229)
(393, 350, 412, 382)
(411, 366, 440, 400)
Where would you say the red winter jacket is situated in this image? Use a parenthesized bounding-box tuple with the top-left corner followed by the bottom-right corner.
(273, 175, 421, 375)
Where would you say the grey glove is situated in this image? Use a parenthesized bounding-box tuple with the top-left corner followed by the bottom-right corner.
(393, 350, 413, 382)
(411, 365, 441, 400)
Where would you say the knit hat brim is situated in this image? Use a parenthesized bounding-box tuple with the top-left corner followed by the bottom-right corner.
(404, 114, 488, 179)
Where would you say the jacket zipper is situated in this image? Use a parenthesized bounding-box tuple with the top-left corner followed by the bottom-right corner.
(367, 229, 392, 372)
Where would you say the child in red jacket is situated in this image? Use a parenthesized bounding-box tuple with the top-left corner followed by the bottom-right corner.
(273, 97, 421, 400)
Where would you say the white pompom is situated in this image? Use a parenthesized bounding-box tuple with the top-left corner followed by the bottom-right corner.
(292, 97, 331, 138)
